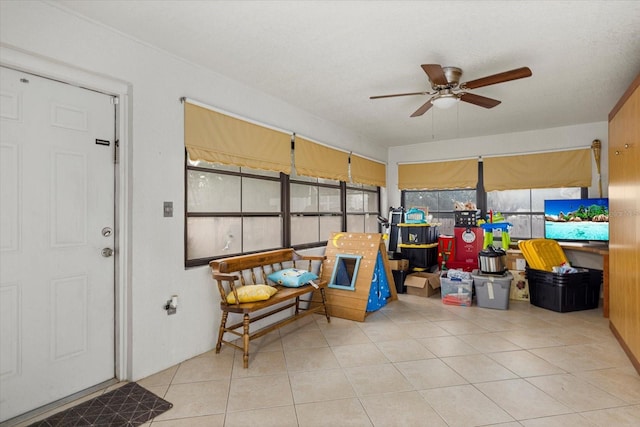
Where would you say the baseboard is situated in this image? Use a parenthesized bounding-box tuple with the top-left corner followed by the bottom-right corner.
(609, 321, 640, 375)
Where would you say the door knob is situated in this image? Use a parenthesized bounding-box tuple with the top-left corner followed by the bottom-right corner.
(101, 248, 114, 257)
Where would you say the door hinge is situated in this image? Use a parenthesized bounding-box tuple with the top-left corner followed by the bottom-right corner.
(111, 96, 119, 105)
(114, 139, 119, 164)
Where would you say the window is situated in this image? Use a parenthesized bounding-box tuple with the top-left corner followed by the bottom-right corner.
(290, 172, 342, 247)
(185, 157, 283, 267)
(401, 186, 584, 240)
(346, 183, 380, 233)
(486, 187, 583, 239)
(186, 156, 381, 266)
(403, 189, 476, 235)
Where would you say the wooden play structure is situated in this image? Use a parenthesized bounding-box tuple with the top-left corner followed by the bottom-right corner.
(314, 232, 397, 321)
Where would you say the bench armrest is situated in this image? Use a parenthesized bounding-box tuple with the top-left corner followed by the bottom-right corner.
(212, 272, 241, 305)
(212, 272, 239, 282)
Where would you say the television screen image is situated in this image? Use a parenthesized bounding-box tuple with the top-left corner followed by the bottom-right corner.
(544, 198, 609, 242)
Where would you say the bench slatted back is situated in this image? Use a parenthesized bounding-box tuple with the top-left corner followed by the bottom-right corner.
(212, 249, 294, 276)
(210, 249, 320, 305)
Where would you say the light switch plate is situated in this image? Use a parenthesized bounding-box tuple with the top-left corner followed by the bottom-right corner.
(164, 201, 173, 217)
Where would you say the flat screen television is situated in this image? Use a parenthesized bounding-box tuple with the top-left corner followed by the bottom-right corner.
(544, 198, 609, 242)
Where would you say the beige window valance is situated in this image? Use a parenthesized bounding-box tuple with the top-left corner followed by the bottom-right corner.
(350, 154, 386, 187)
(483, 148, 591, 191)
(184, 101, 291, 173)
(294, 136, 349, 181)
(398, 158, 478, 190)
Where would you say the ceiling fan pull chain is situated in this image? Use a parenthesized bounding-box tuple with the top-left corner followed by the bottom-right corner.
(457, 103, 460, 139)
(431, 107, 435, 140)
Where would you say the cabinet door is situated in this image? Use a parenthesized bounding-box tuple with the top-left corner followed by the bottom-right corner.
(608, 84, 639, 362)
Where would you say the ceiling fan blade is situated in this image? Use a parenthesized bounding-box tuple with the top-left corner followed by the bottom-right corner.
(421, 64, 448, 86)
(410, 99, 433, 117)
(462, 67, 532, 89)
(370, 91, 428, 100)
(459, 92, 501, 108)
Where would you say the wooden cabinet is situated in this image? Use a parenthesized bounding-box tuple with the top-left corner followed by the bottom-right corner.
(608, 73, 640, 374)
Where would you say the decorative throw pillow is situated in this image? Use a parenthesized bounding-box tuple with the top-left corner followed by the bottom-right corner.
(226, 285, 278, 304)
(268, 268, 318, 288)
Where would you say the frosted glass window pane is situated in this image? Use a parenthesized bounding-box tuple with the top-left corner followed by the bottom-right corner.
(291, 183, 318, 212)
(505, 214, 532, 239)
(187, 171, 240, 212)
(243, 217, 281, 252)
(439, 190, 476, 211)
(320, 216, 342, 241)
(347, 214, 364, 232)
(532, 188, 581, 211)
(365, 192, 378, 212)
(532, 214, 545, 238)
(406, 192, 437, 211)
(319, 187, 340, 212)
(291, 216, 319, 245)
(488, 190, 530, 212)
(186, 217, 241, 259)
(405, 189, 475, 213)
(364, 214, 379, 233)
(346, 189, 364, 212)
(242, 177, 280, 212)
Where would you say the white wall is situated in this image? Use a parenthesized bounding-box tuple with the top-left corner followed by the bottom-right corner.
(0, 1, 383, 381)
(0, 1, 609, 381)
(386, 122, 609, 210)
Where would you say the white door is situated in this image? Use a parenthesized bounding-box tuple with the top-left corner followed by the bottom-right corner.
(0, 66, 116, 421)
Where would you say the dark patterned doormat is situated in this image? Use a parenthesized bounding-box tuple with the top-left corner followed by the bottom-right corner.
(28, 382, 172, 426)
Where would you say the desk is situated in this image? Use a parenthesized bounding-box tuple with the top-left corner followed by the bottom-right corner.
(558, 243, 610, 317)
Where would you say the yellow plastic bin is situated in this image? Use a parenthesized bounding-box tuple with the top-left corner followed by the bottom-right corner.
(518, 239, 568, 271)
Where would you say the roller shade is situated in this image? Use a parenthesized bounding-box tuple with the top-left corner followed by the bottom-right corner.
(184, 101, 291, 173)
(351, 154, 386, 187)
(483, 148, 591, 191)
(398, 159, 478, 190)
(294, 136, 349, 181)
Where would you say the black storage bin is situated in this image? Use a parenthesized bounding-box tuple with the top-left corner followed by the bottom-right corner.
(526, 267, 602, 312)
(454, 210, 481, 227)
(399, 243, 438, 270)
(392, 270, 407, 294)
(399, 224, 439, 244)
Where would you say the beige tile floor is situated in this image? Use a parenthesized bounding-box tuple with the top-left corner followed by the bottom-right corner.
(18, 294, 640, 426)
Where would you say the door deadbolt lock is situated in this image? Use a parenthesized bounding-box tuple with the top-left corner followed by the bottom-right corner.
(102, 227, 113, 237)
(101, 248, 114, 257)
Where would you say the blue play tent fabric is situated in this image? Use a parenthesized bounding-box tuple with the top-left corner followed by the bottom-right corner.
(366, 252, 391, 312)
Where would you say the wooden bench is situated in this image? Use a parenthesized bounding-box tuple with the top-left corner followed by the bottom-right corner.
(210, 248, 330, 368)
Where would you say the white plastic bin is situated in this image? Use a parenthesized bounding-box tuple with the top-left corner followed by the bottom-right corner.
(472, 270, 513, 310)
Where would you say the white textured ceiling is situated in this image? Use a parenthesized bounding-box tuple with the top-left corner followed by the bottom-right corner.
(56, 0, 640, 148)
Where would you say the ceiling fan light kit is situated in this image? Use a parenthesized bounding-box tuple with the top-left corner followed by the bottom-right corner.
(431, 93, 459, 109)
(371, 64, 532, 117)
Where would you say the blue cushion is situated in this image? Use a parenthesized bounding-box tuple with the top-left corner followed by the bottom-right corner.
(268, 268, 318, 288)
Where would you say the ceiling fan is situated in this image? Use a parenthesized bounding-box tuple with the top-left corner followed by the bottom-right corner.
(370, 64, 532, 117)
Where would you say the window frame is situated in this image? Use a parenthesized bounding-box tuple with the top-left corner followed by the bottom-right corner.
(184, 153, 381, 267)
(288, 175, 345, 250)
(400, 161, 587, 240)
(485, 187, 587, 239)
(184, 161, 285, 267)
(345, 182, 381, 234)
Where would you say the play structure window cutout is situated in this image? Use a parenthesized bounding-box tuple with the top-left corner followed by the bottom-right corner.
(329, 254, 362, 291)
